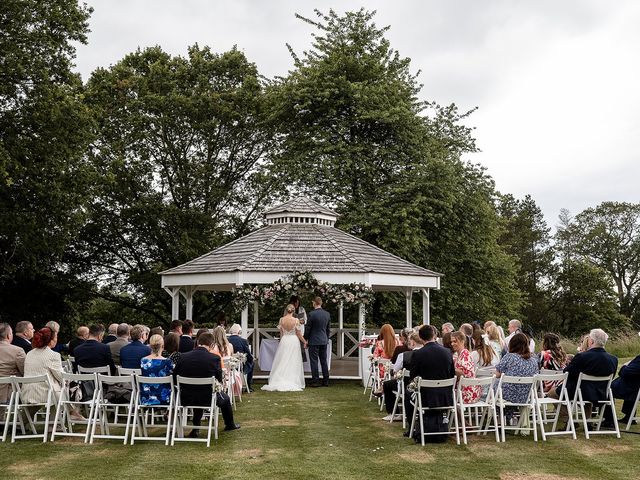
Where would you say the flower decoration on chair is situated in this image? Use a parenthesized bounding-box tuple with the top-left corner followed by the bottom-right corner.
(232, 270, 374, 311)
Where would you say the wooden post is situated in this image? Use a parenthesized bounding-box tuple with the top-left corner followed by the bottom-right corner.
(358, 303, 365, 378)
(422, 288, 430, 325)
(253, 300, 259, 353)
(405, 288, 413, 328)
(338, 302, 344, 358)
(241, 305, 249, 340)
(171, 287, 181, 320)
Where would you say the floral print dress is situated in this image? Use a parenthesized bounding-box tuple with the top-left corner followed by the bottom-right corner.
(140, 358, 174, 405)
(454, 349, 481, 403)
(495, 353, 539, 403)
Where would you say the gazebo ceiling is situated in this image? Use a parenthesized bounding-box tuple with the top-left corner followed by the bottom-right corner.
(160, 197, 441, 292)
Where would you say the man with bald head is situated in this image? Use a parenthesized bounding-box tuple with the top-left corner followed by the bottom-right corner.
(102, 323, 119, 344)
(11, 321, 34, 354)
(68, 326, 89, 356)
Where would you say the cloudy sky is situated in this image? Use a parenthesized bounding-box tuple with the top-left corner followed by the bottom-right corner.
(74, 0, 640, 230)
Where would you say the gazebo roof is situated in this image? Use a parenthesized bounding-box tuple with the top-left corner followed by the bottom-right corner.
(160, 198, 441, 291)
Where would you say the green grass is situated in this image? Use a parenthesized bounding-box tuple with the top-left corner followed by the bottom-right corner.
(1, 383, 639, 480)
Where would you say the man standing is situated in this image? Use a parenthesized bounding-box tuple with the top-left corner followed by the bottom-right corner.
(11, 321, 34, 354)
(173, 332, 240, 436)
(109, 323, 131, 366)
(102, 323, 119, 344)
(304, 296, 330, 387)
(68, 326, 89, 356)
(0, 323, 25, 404)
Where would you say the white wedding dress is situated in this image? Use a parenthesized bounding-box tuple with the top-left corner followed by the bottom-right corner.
(261, 318, 305, 391)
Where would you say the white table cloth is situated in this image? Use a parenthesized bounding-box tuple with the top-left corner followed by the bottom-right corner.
(259, 339, 332, 373)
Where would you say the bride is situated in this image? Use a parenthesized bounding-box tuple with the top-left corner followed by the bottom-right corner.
(262, 304, 308, 391)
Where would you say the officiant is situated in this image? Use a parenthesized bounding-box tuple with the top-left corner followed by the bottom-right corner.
(284, 295, 307, 360)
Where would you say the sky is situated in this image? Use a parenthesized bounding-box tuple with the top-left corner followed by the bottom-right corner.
(73, 0, 640, 230)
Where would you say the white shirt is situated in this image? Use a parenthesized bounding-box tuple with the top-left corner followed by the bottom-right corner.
(505, 332, 535, 353)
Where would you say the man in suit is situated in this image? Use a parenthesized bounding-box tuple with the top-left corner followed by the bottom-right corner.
(119, 324, 150, 369)
(304, 296, 331, 387)
(227, 323, 254, 392)
(11, 321, 34, 354)
(173, 332, 240, 436)
(102, 323, 119, 344)
(179, 319, 195, 353)
(109, 323, 130, 366)
(74, 324, 116, 374)
(68, 326, 89, 356)
(612, 353, 640, 424)
(381, 331, 424, 418)
(560, 328, 618, 426)
(0, 323, 25, 404)
(405, 324, 455, 437)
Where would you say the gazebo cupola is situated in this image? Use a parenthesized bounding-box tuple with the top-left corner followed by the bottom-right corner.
(264, 197, 338, 227)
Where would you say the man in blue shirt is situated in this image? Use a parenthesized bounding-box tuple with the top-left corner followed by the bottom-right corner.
(119, 324, 151, 369)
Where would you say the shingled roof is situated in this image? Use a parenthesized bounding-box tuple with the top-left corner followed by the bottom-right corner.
(264, 197, 339, 217)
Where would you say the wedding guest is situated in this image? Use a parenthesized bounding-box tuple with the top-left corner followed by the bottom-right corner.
(211, 326, 233, 360)
(168, 320, 183, 337)
(68, 326, 89, 356)
(539, 333, 569, 393)
(149, 326, 164, 338)
(109, 323, 130, 366)
(612, 353, 640, 424)
(179, 320, 195, 353)
(495, 333, 539, 404)
(459, 323, 474, 350)
(485, 323, 504, 360)
(102, 323, 119, 344)
(173, 332, 240, 435)
(0, 323, 25, 403)
(74, 324, 116, 374)
(228, 324, 254, 392)
(373, 324, 398, 378)
(163, 332, 182, 365)
(120, 324, 151, 369)
(451, 331, 481, 404)
(381, 332, 424, 418)
(441, 332, 453, 352)
(195, 328, 209, 345)
(504, 319, 535, 353)
(12, 321, 34, 354)
(139, 335, 174, 405)
(215, 312, 227, 329)
(391, 328, 413, 363)
(441, 323, 455, 335)
(470, 331, 498, 371)
(45, 321, 60, 335)
(576, 334, 590, 353)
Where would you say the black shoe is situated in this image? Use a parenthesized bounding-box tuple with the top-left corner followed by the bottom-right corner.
(600, 420, 615, 429)
(620, 416, 637, 425)
(403, 430, 411, 437)
(187, 429, 200, 438)
(321, 383, 329, 387)
(224, 423, 241, 431)
(310, 382, 320, 388)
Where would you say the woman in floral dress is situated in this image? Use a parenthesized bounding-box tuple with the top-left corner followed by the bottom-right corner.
(140, 334, 174, 405)
(495, 333, 539, 404)
(451, 331, 481, 403)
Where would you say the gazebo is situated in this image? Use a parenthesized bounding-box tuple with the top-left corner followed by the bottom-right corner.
(160, 197, 441, 378)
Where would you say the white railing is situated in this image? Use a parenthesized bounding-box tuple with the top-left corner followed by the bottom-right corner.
(247, 327, 360, 360)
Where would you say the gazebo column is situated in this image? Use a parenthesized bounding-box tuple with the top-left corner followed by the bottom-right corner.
(252, 301, 259, 350)
(181, 286, 195, 320)
(166, 287, 181, 320)
(241, 305, 249, 340)
(358, 302, 366, 379)
(405, 288, 413, 328)
(338, 302, 344, 358)
(421, 288, 430, 325)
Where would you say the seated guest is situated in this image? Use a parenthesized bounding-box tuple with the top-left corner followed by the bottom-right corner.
(451, 331, 481, 404)
(441, 332, 453, 353)
(227, 324, 254, 392)
(102, 323, 119, 344)
(485, 323, 504, 360)
(179, 320, 195, 353)
(168, 319, 183, 338)
(556, 329, 618, 427)
(216, 312, 228, 329)
(109, 323, 130, 366)
(149, 326, 164, 338)
(373, 324, 398, 379)
(45, 321, 60, 335)
(612, 353, 640, 424)
(441, 323, 455, 335)
(68, 326, 89, 356)
(212, 326, 233, 359)
(381, 332, 424, 418)
(139, 335, 174, 405)
(173, 332, 240, 435)
(495, 332, 539, 404)
(120, 324, 151, 369)
(11, 321, 34, 354)
(471, 331, 499, 371)
(391, 328, 413, 364)
(538, 333, 569, 393)
(0, 323, 25, 404)
(195, 328, 209, 345)
(504, 319, 535, 354)
(458, 323, 474, 350)
(163, 332, 182, 365)
(405, 325, 455, 437)
(74, 324, 116, 374)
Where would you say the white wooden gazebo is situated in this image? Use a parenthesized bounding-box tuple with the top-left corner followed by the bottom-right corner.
(160, 197, 441, 378)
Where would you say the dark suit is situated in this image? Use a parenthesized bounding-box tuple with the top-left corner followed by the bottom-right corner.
(119, 340, 151, 369)
(383, 349, 418, 413)
(612, 354, 640, 415)
(67, 337, 85, 356)
(228, 335, 254, 389)
(179, 335, 194, 353)
(102, 334, 117, 344)
(563, 347, 618, 422)
(11, 336, 32, 355)
(405, 342, 455, 430)
(304, 307, 331, 384)
(74, 339, 116, 375)
(173, 347, 235, 428)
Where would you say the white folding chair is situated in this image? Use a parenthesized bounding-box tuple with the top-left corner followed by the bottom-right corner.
(78, 365, 111, 375)
(409, 377, 460, 446)
(571, 373, 620, 439)
(131, 375, 174, 445)
(625, 388, 640, 431)
(458, 376, 500, 444)
(11, 375, 54, 442)
(51, 372, 98, 442)
(533, 372, 576, 440)
(496, 375, 538, 442)
(62, 358, 74, 373)
(90, 374, 136, 444)
(172, 376, 219, 447)
(118, 366, 142, 376)
(1, 376, 16, 442)
(390, 370, 410, 428)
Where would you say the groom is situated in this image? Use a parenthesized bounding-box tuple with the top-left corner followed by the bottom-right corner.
(304, 296, 331, 387)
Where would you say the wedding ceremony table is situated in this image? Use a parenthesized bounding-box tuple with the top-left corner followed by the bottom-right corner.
(258, 339, 332, 372)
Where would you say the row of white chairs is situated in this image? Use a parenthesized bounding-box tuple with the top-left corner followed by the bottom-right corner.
(384, 371, 626, 445)
(1, 372, 223, 447)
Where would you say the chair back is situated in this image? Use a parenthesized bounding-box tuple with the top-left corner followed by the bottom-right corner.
(476, 367, 496, 378)
(417, 377, 456, 388)
(118, 367, 141, 376)
(540, 368, 559, 375)
(0, 376, 14, 385)
(176, 376, 217, 386)
(12, 375, 50, 386)
(459, 375, 494, 388)
(501, 375, 535, 385)
(78, 365, 111, 375)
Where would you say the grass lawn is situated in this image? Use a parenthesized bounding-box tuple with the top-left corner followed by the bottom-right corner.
(1, 381, 638, 480)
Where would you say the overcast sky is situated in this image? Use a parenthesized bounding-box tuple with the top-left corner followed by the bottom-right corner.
(74, 0, 640, 230)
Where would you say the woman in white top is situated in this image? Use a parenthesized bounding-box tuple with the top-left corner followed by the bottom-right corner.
(470, 331, 499, 372)
(22, 327, 64, 405)
(484, 323, 504, 361)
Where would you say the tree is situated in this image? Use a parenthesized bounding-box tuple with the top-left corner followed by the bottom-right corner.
(75, 45, 277, 322)
(0, 0, 93, 327)
(497, 194, 555, 329)
(556, 202, 640, 325)
(273, 9, 521, 325)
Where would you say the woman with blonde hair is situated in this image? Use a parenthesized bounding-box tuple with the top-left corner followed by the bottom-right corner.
(212, 325, 234, 359)
(140, 334, 173, 405)
(485, 323, 505, 360)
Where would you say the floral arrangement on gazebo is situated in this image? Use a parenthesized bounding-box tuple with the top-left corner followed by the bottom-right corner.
(232, 270, 374, 310)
